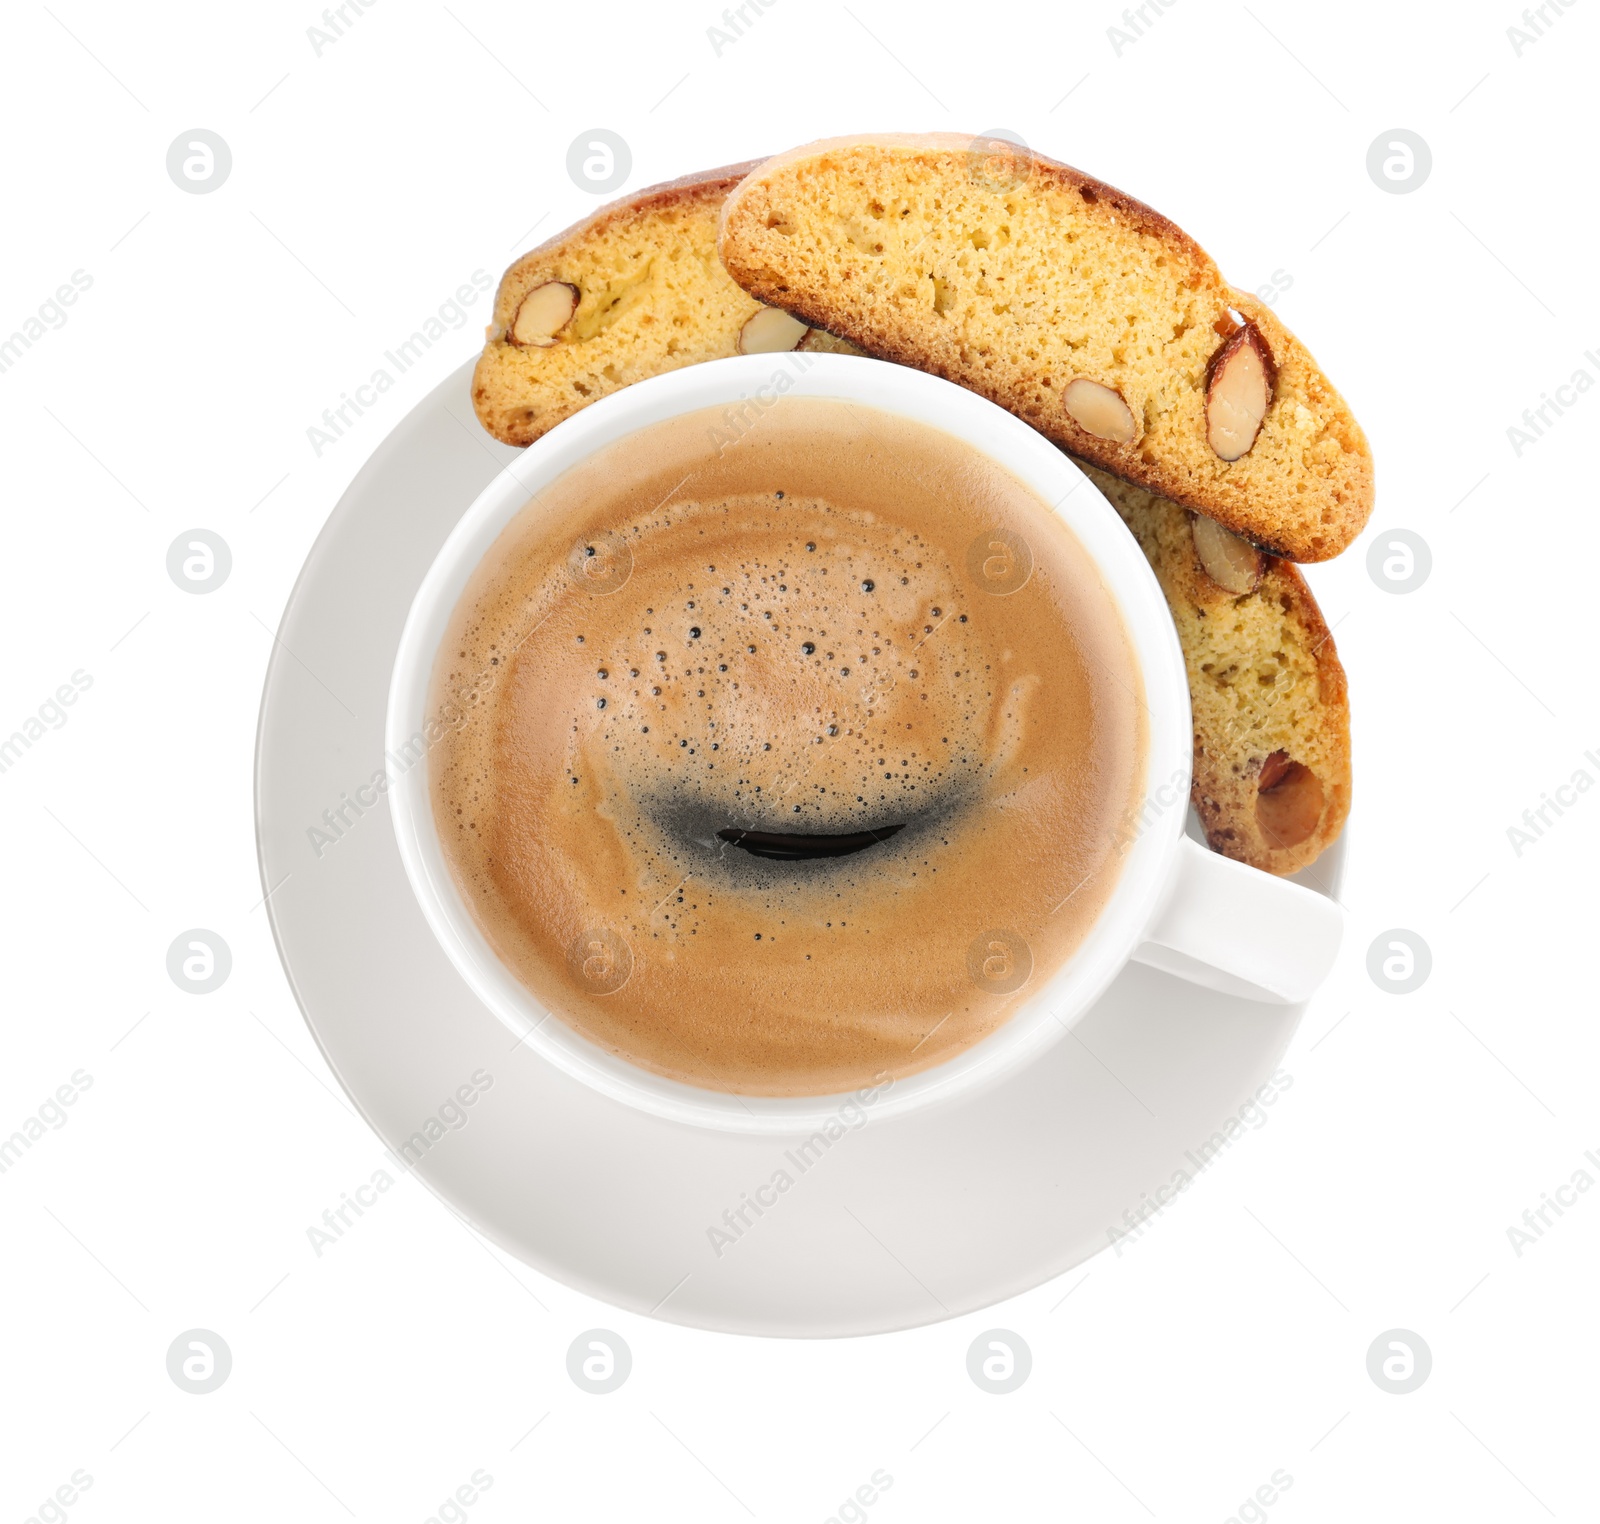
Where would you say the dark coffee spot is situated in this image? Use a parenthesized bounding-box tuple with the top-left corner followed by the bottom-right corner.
(717, 823, 906, 860)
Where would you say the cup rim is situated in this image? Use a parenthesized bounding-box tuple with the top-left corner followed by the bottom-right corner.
(386, 353, 1192, 1134)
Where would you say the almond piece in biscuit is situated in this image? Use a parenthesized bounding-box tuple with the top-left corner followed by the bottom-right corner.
(510, 281, 579, 347)
(1192, 514, 1263, 595)
(1206, 320, 1276, 461)
(1256, 751, 1326, 851)
(739, 305, 809, 354)
(1064, 379, 1138, 444)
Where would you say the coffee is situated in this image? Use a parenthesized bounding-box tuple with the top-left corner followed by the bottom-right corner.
(429, 396, 1146, 1097)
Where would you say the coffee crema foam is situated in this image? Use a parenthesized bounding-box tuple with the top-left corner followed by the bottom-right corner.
(430, 397, 1146, 1097)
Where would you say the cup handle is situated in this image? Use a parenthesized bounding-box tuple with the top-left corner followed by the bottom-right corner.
(1130, 837, 1343, 1004)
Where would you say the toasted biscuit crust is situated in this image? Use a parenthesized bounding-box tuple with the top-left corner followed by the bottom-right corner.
(472, 163, 770, 447)
(718, 135, 1373, 562)
(1084, 464, 1351, 873)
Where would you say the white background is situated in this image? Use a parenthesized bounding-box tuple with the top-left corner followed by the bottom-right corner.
(2, 0, 1597, 1518)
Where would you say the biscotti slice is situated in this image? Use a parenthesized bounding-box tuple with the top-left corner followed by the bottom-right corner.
(473, 164, 852, 447)
(1082, 464, 1350, 875)
(718, 135, 1373, 562)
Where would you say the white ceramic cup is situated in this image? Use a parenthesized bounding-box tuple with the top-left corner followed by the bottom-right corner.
(388, 354, 1342, 1134)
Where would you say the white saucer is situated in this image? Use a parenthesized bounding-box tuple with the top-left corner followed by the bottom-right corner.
(254, 361, 1344, 1338)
